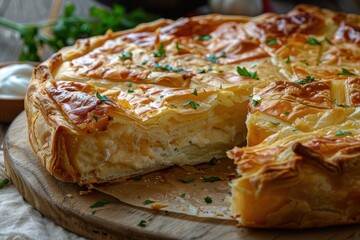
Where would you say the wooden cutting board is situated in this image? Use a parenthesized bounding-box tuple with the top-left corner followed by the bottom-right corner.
(4, 112, 360, 240)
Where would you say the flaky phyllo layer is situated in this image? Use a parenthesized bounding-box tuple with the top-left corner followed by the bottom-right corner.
(26, 4, 360, 228)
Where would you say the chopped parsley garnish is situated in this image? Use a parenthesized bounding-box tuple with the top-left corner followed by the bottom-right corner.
(174, 68, 186, 73)
(128, 89, 134, 93)
(202, 176, 221, 183)
(337, 68, 356, 76)
(307, 37, 322, 45)
(283, 111, 290, 115)
(266, 38, 277, 45)
(143, 199, 155, 205)
(170, 104, 178, 108)
(138, 220, 147, 227)
(294, 75, 316, 85)
(204, 196, 213, 204)
(290, 127, 297, 132)
(180, 193, 186, 198)
(183, 100, 200, 109)
(119, 51, 132, 60)
(219, 84, 223, 89)
(154, 42, 166, 58)
(178, 178, 196, 184)
(270, 121, 281, 126)
(198, 69, 206, 74)
(194, 34, 212, 41)
(93, 115, 98, 122)
(154, 63, 173, 71)
(176, 42, 183, 51)
(133, 175, 143, 181)
(90, 200, 109, 208)
(252, 98, 261, 106)
(96, 92, 110, 101)
(206, 54, 219, 64)
(209, 157, 218, 166)
(337, 103, 349, 107)
(154, 63, 186, 73)
(0, 178, 9, 189)
(285, 56, 291, 63)
(237, 66, 259, 80)
(127, 82, 132, 87)
(219, 51, 227, 57)
(335, 130, 352, 136)
(192, 88, 198, 96)
(142, 60, 148, 65)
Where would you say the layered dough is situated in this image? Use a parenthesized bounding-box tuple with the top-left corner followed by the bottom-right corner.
(26, 4, 360, 228)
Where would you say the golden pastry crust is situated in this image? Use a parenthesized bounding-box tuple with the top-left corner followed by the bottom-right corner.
(26, 3, 360, 228)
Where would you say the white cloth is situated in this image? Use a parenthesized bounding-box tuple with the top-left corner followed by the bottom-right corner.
(0, 146, 84, 240)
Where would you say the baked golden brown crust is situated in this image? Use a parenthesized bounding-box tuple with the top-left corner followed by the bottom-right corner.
(26, 4, 360, 228)
(227, 4, 360, 227)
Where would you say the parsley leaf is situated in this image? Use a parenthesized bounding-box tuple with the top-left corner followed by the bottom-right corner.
(209, 157, 217, 166)
(154, 42, 166, 58)
(194, 34, 212, 41)
(93, 115, 98, 122)
(154, 63, 173, 71)
(141, 60, 148, 65)
(266, 38, 277, 45)
(96, 92, 110, 101)
(183, 100, 200, 109)
(285, 56, 291, 63)
(202, 176, 221, 183)
(283, 111, 290, 115)
(335, 130, 352, 136)
(0, 178, 9, 189)
(128, 88, 134, 93)
(307, 37, 322, 45)
(192, 88, 198, 96)
(337, 103, 349, 107)
(294, 75, 316, 85)
(143, 199, 155, 205)
(206, 54, 219, 64)
(138, 220, 147, 227)
(178, 178, 196, 184)
(119, 51, 132, 60)
(180, 193, 186, 198)
(237, 66, 259, 80)
(337, 68, 356, 76)
(133, 175, 143, 181)
(219, 51, 227, 57)
(251, 96, 261, 106)
(270, 121, 280, 126)
(90, 200, 109, 208)
(204, 196, 213, 204)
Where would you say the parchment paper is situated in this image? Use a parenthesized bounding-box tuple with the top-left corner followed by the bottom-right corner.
(94, 158, 236, 219)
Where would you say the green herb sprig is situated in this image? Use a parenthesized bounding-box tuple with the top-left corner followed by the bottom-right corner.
(237, 67, 259, 80)
(0, 3, 158, 61)
(0, 178, 9, 189)
(90, 200, 109, 208)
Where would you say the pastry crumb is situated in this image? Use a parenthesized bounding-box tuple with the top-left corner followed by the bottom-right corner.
(151, 202, 168, 210)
